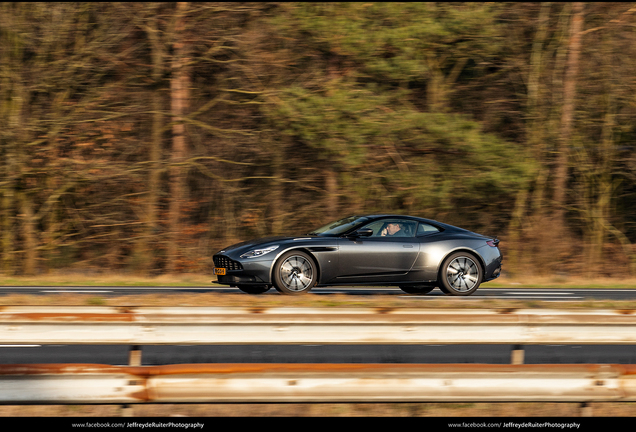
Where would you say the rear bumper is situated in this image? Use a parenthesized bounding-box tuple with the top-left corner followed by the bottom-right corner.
(483, 254, 502, 282)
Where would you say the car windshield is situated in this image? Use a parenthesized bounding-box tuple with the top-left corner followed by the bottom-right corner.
(307, 216, 370, 237)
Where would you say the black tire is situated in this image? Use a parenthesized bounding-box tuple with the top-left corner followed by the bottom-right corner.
(439, 252, 482, 296)
(399, 285, 436, 295)
(237, 284, 271, 294)
(272, 250, 317, 295)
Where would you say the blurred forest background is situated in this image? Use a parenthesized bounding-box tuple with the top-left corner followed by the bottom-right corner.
(1, 2, 636, 278)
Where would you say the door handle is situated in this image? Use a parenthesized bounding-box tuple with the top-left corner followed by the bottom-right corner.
(403, 244, 414, 248)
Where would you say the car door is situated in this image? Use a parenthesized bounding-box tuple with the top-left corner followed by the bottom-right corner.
(401, 222, 444, 282)
(335, 219, 420, 283)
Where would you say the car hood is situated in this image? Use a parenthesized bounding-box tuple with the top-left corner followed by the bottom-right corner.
(216, 236, 301, 255)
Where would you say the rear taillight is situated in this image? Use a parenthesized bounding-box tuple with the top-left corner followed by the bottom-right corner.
(486, 239, 499, 247)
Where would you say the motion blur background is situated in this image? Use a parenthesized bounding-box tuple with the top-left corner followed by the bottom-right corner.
(0, 2, 635, 279)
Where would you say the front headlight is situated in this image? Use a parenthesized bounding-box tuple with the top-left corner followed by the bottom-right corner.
(240, 245, 279, 259)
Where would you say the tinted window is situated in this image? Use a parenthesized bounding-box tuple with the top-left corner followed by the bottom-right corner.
(360, 219, 417, 238)
(417, 223, 440, 236)
(308, 216, 370, 236)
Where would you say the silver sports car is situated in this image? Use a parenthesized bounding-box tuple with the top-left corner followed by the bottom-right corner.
(213, 214, 502, 296)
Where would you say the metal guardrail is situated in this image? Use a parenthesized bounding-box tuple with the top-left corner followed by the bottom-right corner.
(2, 306, 636, 407)
(1, 306, 636, 344)
(1, 363, 635, 403)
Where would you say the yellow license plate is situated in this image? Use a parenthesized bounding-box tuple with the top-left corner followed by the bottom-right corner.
(214, 268, 226, 276)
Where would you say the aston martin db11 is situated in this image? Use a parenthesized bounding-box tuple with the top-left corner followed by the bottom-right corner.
(213, 214, 502, 296)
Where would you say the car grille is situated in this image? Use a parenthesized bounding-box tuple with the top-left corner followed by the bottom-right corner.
(213, 255, 243, 270)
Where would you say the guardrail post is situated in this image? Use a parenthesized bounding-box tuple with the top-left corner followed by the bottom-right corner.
(580, 402, 593, 417)
(122, 345, 142, 417)
(511, 344, 524, 364)
(129, 345, 142, 366)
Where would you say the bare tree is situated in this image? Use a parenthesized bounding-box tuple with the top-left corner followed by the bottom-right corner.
(167, 2, 191, 273)
(553, 2, 585, 230)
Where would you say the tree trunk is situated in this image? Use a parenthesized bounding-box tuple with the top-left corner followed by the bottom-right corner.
(325, 168, 338, 220)
(527, 2, 551, 117)
(269, 137, 284, 236)
(167, 2, 190, 273)
(19, 191, 37, 275)
(0, 188, 14, 275)
(426, 57, 446, 112)
(588, 105, 615, 276)
(506, 187, 528, 276)
(553, 2, 584, 230)
(527, 3, 550, 225)
(2, 57, 23, 275)
(143, 5, 165, 275)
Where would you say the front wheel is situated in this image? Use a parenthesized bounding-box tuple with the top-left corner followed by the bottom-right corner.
(399, 285, 436, 295)
(438, 252, 482, 296)
(237, 284, 271, 294)
(273, 251, 317, 295)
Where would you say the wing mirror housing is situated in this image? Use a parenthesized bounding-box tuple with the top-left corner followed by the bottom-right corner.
(352, 228, 373, 238)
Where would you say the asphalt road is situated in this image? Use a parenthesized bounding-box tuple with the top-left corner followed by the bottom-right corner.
(1, 285, 636, 301)
(2, 285, 635, 365)
(1, 343, 635, 365)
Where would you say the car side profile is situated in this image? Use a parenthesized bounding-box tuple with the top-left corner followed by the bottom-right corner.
(213, 215, 502, 296)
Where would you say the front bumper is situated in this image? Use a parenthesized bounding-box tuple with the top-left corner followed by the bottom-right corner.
(216, 274, 268, 285)
(213, 254, 273, 286)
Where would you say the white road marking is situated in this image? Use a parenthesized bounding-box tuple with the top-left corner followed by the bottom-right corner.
(481, 288, 636, 292)
(504, 292, 574, 295)
(315, 291, 353, 294)
(40, 290, 113, 293)
(316, 288, 402, 294)
(547, 300, 588, 303)
(0, 345, 41, 348)
(491, 296, 583, 299)
(401, 296, 583, 300)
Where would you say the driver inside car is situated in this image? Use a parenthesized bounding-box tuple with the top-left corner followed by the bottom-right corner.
(380, 222, 405, 237)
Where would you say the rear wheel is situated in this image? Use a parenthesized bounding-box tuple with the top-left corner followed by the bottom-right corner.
(273, 251, 317, 295)
(399, 285, 435, 295)
(237, 285, 271, 294)
(439, 252, 482, 296)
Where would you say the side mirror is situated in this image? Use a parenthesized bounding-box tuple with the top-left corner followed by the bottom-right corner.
(353, 228, 373, 237)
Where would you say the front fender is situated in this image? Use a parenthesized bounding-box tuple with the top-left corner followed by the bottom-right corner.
(267, 245, 339, 285)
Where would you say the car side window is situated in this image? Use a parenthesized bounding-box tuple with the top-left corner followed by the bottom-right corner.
(360, 219, 417, 238)
(417, 223, 440, 236)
